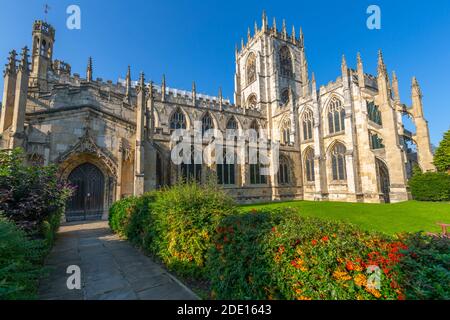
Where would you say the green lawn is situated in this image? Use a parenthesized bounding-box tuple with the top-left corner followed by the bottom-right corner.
(239, 200, 450, 235)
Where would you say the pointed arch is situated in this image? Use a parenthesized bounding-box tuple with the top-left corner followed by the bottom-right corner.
(302, 107, 314, 141)
(169, 107, 190, 129)
(326, 96, 345, 134)
(304, 147, 315, 182)
(246, 52, 257, 85)
(280, 117, 291, 145)
(279, 46, 293, 78)
(329, 141, 347, 181)
(278, 154, 292, 185)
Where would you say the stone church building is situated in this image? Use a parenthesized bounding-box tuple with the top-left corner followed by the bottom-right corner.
(0, 15, 435, 221)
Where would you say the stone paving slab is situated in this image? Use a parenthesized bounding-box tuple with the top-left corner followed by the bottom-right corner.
(38, 221, 198, 300)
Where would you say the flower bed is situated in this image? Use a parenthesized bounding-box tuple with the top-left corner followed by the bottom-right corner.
(109, 184, 450, 300)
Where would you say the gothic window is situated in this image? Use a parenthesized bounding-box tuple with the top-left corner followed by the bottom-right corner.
(40, 39, 46, 56)
(201, 112, 214, 135)
(180, 145, 201, 183)
(156, 152, 163, 188)
(331, 142, 346, 181)
(302, 109, 314, 141)
(250, 152, 268, 185)
(367, 101, 382, 126)
(281, 118, 291, 145)
(369, 132, 385, 150)
(281, 89, 290, 105)
(279, 46, 293, 78)
(304, 148, 315, 182)
(226, 117, 238, 130)
(247, 94, 257, 109)
(278, 156, 291, 185)
(170, 109, 187, 130)
(246, 52, 257, 85)
(328, 98, 345, 134)
(217, 150, 236, 185)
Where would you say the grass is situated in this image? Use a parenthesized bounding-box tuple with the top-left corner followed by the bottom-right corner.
(239, 200, 450, 235)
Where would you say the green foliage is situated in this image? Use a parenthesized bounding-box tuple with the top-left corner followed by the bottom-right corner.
(109, 182, 237, 279)
(0, 148, 72, 232)
(208, 208, 406, 300)
(433, 129, 450, 173)
(398, 233, 450, 300)
(0, 215, 46, 300)
(408, 170, 450, 201)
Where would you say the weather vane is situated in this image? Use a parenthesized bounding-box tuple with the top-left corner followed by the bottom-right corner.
(44, 4, 51, 22)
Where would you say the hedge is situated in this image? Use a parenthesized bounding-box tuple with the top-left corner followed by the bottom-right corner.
(109, 183, 450, 300)
(408, 171, 450, 201)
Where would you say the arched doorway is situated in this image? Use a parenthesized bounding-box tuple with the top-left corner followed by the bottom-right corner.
(66, 163, 105, 221)
(376, 159, 390, 203)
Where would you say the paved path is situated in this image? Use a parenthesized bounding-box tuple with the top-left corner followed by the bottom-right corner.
(38, 221, 198, 300)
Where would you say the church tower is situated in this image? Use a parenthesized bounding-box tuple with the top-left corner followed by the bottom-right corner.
(30, 20, 55, 89)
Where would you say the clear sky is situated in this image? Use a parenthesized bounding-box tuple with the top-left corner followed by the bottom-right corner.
(0, 0, 448, 145)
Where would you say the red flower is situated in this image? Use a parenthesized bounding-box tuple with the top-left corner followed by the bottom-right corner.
(321, 236, 329, 242)
(271, 227, 276, 233)
(311, 239, 318, 246)
(345, 261, 354, 271)
(278, 246, 285, 254)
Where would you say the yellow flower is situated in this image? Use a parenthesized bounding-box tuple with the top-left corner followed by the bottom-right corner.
(365, 287, 382, 299)
(296, 247, 304, 255)
(333, 270, 352, 281)
(354, 274, 367, 287)
(297, 296, 312, 300)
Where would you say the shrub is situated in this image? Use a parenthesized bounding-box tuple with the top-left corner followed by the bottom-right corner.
(0, 215, 46, 300)
(408, 170, 450, 201)
(397, 233, 450, 300)
(108, 182, 237, 279)
(147, 182, 237, 278)
(208, 208, 406, 300)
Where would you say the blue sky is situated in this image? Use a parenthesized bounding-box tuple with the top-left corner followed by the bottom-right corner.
(0, 0, 449, 144)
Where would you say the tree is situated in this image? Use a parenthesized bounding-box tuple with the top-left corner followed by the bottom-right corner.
(433, 129, 450, 173)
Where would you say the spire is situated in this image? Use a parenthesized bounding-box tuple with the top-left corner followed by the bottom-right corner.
(356, 52, 365, 88)
(161, 74, 166, 101)
(282, 19, 287, 39)
(139, 71, 145, 88)
(254, 21, 258, 35)
(125, 65, 131, 100)
(192, 81, 196, 106)
(341, 54, 347, 74)
(86, 56, 93, 82)
(392, 71, 400, 101)
(235, 44, 238, 60)
(299, 27, 304, 47)
(218, 87, 223, 110)
(262, 10, 267, 31)
(291, 25, 296, 43)
(412, 76, 422, 99)
(18, 47, 29, 73)
(247, 27, 251, 42)
(377, 49, 387, 76)
(311, 72, 317, 94)
(241, 38, 244, 50)
(4, 50, 17, 76)
(272, 17, 277, 33)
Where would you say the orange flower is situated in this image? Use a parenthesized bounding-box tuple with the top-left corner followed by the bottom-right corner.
(346, 261, 355, 271)
(297, 296, 312, 300)
(333, 270, 352, 281)
(311, 239, 318, 246)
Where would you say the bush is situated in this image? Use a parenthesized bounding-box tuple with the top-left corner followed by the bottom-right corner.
(397, 233, 450, 300)
(0, 148, 72, 232)
(208, 208, 407, 300)
(0, 215, 46, 300)
(408, 170, 450, 201)
(433, 129, 450, 173)
(109, 182, 237, 279)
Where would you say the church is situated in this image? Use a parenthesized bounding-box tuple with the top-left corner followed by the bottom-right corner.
(0, 13, 435, 221)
